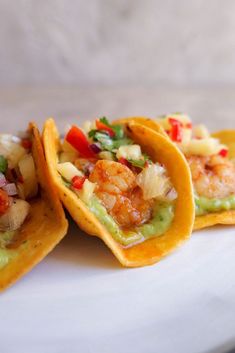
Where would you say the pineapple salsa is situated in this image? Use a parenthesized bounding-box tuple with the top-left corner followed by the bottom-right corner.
(156, 114, 235, 216)
(57, 117, 177, 246)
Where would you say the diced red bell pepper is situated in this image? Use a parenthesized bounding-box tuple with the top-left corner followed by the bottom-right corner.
(219, 148, 228, 158)
(66, 126, 96, 158)
(185, 122, 192, 129)
(72, 175, 86, 190)
(21, 138, 32, 149)
(119, 157, 130, 167)
(0, 189, 10, 215)
(96, 119, 115, 137)
(168, 118, 183, 142)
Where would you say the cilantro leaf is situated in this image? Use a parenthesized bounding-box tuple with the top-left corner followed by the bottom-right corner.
(112, 138, 132, 149)
(128, 153, 151, 169)
(112, 125, 124, 139)
(0, 155, 8, 174)
(128, 159, 146, 168)
(88, 129, 97, 138)
(99, 117, 110, 126)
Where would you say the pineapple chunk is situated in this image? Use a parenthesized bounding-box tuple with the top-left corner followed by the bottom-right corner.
(82, 120, 96, 134)
(184, 138, 222, 156)
(57, 162, 83, 182)
(76, 179, 96, 204)
(181, 128, 192, 144)
(99, 151, 115, 161)
(116, 145, 141, 160)
(193, 124, 210, 139)
(136, 164, 171, 200)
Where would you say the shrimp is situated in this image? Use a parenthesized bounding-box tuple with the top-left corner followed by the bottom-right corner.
(89, 160, 154, 227)
(187, 155, 235, 199)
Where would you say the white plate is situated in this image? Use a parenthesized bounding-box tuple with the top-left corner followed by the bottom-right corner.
(1, 220, 235, 353)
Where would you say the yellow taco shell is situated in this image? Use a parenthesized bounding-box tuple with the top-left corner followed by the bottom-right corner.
(0, 123, 68, 291)
(43, 118, 194, 267)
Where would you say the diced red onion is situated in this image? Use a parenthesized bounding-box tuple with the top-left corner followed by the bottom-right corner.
(3, 183, 18, 196)
(90, 143, 101, 154)
(0, 173, 6, 188)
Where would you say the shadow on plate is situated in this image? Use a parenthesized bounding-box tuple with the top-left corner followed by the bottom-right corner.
(48, 215, 122, 270)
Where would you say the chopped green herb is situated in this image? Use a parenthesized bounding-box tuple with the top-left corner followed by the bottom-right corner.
(98, 117, 124, 139)
(112, 138, 132, 149)
(0, 155, 8, 174)
(112, 125, 124, 139)
(128, 153, 150, 169)
(128, 159, 146, 168)
(99, 117, 110, 126)
(88, 129, 97, 138)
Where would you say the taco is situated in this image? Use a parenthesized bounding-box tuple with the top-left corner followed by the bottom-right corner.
(43, 117, 194, 267)
(155, 114, 235, 230)
(0, 123, 68, 291)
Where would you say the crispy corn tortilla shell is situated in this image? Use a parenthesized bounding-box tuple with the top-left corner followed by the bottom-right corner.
(0, 123, 68, 291)
(114, 116, 168, 137)
(194, 210, 235, 230)
(43, 118, 194, 267)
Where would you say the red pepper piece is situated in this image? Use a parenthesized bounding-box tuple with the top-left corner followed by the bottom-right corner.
(96, 120, 115, 137)
(0, 189, 10, 215)
(119, 157, 130, 167)
(219, 148, 228, 158)
(185, 122, 192, 129)
(168, 118, 183, 142)
(72, 175, 86, 190)
(21, 138, 32, 149)
(66, 126, 96, 158)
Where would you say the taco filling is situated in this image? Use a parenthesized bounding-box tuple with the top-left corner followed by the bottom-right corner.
(0, 133, 38, 268)
(156, 113, 235, 216)
(57, 117, 177, 246)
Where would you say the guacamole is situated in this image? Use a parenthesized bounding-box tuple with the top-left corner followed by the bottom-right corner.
(0, 231, 17, 269)
(195, 195, 235, 216)
(88, 196, 174, 246)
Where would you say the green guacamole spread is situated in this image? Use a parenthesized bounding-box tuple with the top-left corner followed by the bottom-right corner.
(88, 196, 174, 246)
(0, 231, 17, 269)
(195, 195, 235, 216)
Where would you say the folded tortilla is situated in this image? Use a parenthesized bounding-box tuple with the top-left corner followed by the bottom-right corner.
(43, 118, 194, 267)
(0, 123, 68, 291)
